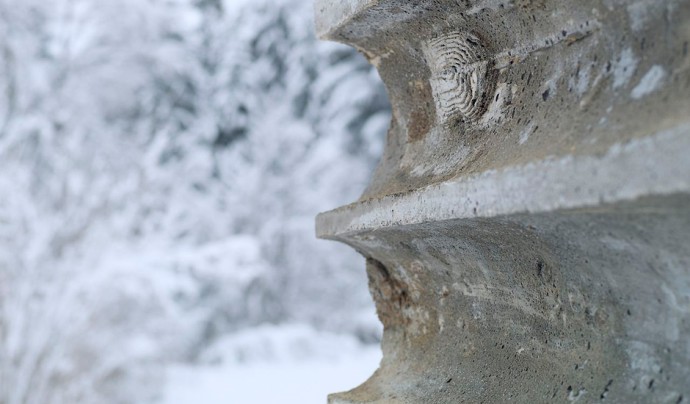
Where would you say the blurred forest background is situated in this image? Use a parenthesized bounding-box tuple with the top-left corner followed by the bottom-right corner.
(0, 0, 389, 402)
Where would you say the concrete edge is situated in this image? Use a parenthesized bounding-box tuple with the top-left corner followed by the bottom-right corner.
(316, 123, 690, 238)
(313, 0, 379, 40)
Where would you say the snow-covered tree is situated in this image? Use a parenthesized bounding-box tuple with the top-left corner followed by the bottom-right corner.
(0, 0, 388, 402)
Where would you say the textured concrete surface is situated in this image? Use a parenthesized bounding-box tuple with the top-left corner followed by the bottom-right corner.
(315, 0, 690, 402)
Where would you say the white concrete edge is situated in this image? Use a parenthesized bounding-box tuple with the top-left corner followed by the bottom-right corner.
(313, 0, 379, 40)
(317, 123, 690, 238)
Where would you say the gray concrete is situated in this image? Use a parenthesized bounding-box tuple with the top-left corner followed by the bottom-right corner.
(315, 0, 690, 402)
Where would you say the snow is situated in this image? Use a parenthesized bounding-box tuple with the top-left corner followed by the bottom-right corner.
(0, 0, 388, 402)
(612, 48, 638, 89)
(631, 65, 666, 99)
(161, 325, 381, 404)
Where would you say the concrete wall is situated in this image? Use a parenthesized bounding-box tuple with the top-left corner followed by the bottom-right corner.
(315, 1, 690, 402)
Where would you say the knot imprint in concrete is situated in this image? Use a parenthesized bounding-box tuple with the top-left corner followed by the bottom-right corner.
(424, 31, 496, 124)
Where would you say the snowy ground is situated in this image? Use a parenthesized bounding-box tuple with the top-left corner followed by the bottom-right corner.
(161, 325, 381, 404)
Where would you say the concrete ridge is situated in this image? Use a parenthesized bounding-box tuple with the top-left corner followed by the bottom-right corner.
(317, 123, 690, 238)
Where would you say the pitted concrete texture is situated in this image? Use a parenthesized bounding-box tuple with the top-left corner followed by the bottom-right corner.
(315, 0, 690, 403)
